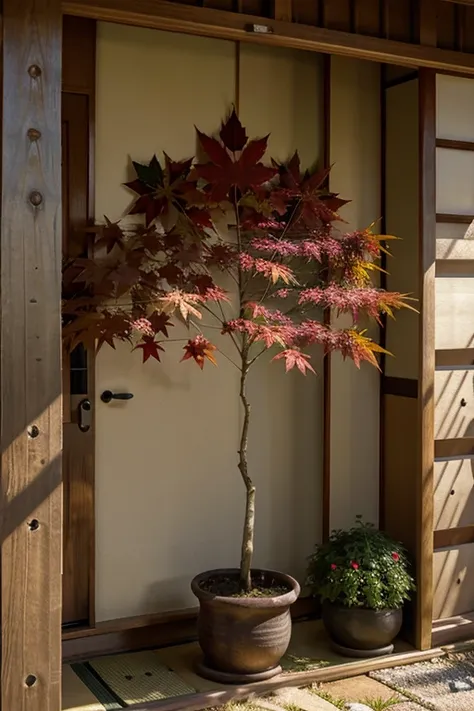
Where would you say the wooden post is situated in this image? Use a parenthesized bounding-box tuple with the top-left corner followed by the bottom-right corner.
(416, 67, 436, 652)
(1, 0, 63, 707)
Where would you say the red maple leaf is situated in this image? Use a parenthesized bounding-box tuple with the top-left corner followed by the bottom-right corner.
(148, 311, 173, 337)
(125, 153, 195, 226)
(95, 216, 125, 253)
(195, 113, 277, 203)
(134, 335, 165, 363)
(181, 335, 217, 369)
(272, 349, 316, 375)
(275, 152, 349, 227)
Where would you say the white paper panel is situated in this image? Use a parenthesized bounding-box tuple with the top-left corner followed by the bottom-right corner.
(437, 148, 474, 216)
(436, 278, 474, 350)
(437, 74, 474, 142)
(436, 222, 474, 241)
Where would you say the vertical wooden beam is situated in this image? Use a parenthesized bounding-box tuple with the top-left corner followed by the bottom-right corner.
(1, 0, 63, 707)
(419, 0, 437, 47)
(274, 0, 292, 22)
(416, 68, 435, 652)
(322, 54, 331, 542)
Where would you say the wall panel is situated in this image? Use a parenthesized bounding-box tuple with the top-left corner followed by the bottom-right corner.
(95, 23, 324, 621)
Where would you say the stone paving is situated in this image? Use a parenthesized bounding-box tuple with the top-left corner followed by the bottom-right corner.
(209, 674, 427, 711)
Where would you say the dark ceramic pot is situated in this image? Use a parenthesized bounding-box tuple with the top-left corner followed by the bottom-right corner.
(191, 568, 300, 683)
(322, 601, 403, 657)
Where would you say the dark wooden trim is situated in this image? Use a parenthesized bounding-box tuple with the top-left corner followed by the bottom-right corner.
(62, 596, 318, 662)
(436, 137, 474, 151)
(419, 0, 437, 47)
(435, 348, 474, 368)
(417, 68, 436, 652)
(383, 70, 419, 89)
(436, 213, 474, 224)
(61, 0, 474, 75)
(435, 437, 474, 459)
(61, 15, 96, 629)
(432, 611, 474, 647)
(434, 525, 474, 549)
(1, 0, 63, 707)
(322, 52, 331, 543)
(382, 376, 418, 399)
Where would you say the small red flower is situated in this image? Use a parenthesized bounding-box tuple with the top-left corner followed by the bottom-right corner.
(330, 564, 337, 571)
(391, 552, 400, 562)
(350, 561, 359, 570)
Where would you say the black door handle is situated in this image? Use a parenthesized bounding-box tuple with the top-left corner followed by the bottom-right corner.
(101, 390, 134, 404)
(78, 398, 92, 431)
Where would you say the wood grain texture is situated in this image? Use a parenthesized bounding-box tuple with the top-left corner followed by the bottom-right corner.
(62, 16, 96, 94)
(62, 0, 474, 75)
(432, 611, 474, 646)
(1, 0, 63, 707)
(417, 68, 436, 651)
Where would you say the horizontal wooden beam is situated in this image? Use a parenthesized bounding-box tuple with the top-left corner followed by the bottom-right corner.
(62, 0, 474, 75)
(436, 349, 474, 368)
(434, 525, 474, 549)
(436, 213, 474, 224)
(435, 437, 474, 459)
(382, 376, 418, 398)
(436, 138, 474, 151)
(436, 260, 474, 276)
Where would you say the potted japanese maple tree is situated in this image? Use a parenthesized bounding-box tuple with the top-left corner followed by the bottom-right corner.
(62, 110, 413, 682)
(306, 519, 416, 657)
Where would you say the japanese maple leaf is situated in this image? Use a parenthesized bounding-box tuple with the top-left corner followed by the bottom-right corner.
(181, 335, 217, 369)
(194, 113, 277, 203)
(275, 152, 349, 227)
(134, 335, 164, 363)
(272, 349, 316, 375)
(147, 311, 173, 337)
(95, 216, 125, 253)
(125, 153, 194, 226)
(159, 289, 203, 321)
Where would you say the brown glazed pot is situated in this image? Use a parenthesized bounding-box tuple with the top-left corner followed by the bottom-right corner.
(322, 601, 403, 657)
(191, 568, 300, 683)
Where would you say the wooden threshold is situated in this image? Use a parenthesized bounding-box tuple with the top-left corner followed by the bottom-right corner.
(61, 0, 474, 75)
(123, 646, 451, 711)
(63, 596, 317, 662)
(436, 138, 474, 151)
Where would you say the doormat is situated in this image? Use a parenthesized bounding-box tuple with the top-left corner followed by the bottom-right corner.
(72, 652, 196, 708)
(370, 652, 474, 711)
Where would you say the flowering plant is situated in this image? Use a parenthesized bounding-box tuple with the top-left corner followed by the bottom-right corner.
(306, 519, 415, 610)
(62, 110, 414, 594)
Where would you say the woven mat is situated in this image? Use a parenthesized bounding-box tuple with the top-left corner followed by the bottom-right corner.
(371, 653, 474, 711)
(88, 651, 196, 706)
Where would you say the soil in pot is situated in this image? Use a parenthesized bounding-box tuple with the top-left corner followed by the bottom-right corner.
(191, 568, 300, 683)
(322, 601, 403, 658)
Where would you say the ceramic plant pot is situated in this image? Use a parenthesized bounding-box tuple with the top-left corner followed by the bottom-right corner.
(191, 568, 300, 683)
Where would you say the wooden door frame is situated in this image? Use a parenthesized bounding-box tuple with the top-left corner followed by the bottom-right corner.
(62, 15, 97, 630)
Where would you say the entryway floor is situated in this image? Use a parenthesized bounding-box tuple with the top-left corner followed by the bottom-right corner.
(60, 620, 458, 711)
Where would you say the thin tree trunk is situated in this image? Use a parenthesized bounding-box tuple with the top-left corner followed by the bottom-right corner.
(238, 355, 255, 592)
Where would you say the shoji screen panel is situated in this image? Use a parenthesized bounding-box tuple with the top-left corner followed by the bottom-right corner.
(433, 74, 474, 634)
